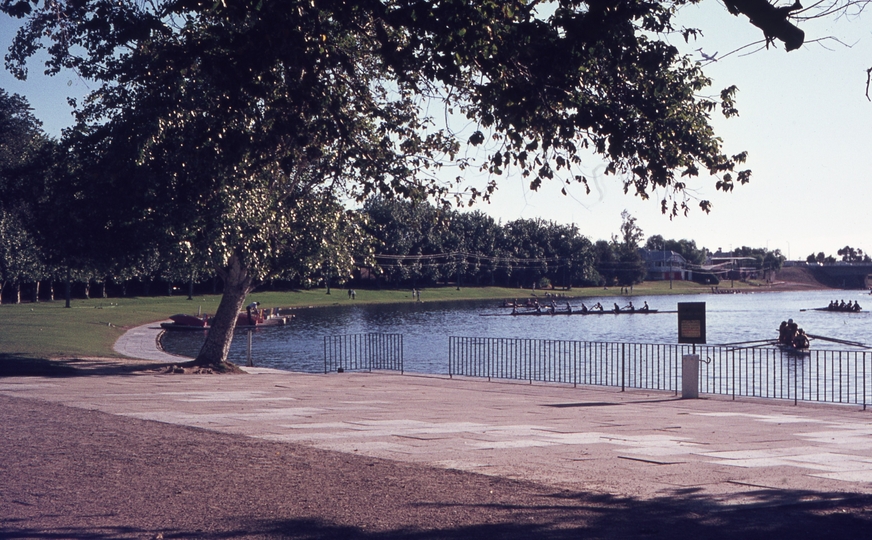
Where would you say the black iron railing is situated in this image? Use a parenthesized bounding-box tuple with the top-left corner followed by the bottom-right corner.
(323, 333, 404, 374)
(448, 336, 870, 409)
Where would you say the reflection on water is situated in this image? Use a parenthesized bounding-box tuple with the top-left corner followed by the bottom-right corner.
(161, 289, 872, 374)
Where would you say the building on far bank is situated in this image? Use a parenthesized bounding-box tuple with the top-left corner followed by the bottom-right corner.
(638, 249, 691, 282)
(708, 251, 759, 281)
(639, 249, 724, 285)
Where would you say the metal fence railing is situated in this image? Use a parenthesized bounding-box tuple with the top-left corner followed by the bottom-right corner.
(323, 333, 404, 374)
(448, 337, 870, 409)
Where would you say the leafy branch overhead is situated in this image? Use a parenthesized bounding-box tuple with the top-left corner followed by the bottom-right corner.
(2, 0, 754, 217)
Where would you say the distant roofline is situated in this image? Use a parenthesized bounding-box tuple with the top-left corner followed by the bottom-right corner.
(709, 256, 756, 262)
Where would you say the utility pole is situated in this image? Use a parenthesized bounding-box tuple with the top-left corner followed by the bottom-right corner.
(455, 253, 461, 291)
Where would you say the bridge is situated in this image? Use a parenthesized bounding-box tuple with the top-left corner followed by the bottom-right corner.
(802, 263, 872, 289)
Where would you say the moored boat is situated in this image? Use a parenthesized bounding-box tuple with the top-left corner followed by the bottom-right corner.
(160, 309, 293, 330)
(160, 313, 210, 330)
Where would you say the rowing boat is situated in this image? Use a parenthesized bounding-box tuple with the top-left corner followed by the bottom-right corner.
(572, 309, 659, 315)
(483, 309, 661, 317)
(777, 343, 810, 356)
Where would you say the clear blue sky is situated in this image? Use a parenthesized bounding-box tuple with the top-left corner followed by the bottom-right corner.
(3, 2, 871, 260)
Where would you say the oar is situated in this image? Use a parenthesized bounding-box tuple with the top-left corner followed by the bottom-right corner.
(806, 333, 869, 348)
(720, 340, 779, 351)
(717, 338, 777, 347)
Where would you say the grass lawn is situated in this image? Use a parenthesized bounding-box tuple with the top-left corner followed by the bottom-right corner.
(0, 280, 741, 364)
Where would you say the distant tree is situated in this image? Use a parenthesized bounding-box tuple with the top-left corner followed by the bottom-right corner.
(807, 252, 839, 265)
(363, 197, 451, 286)
(611, 211, 646, 286)
(616, 210, 645, 250)
(593, 240, 617, 287)
(837, 246, 868, 262)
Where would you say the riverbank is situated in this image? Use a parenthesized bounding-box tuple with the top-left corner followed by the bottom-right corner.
(770, 266, 837, 290)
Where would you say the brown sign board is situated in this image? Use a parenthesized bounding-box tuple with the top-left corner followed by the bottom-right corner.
(677, 302, 706, 344)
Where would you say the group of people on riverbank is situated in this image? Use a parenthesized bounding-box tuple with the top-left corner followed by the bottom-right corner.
(778, 319, 810, 350)
(826, 300, 862, 312)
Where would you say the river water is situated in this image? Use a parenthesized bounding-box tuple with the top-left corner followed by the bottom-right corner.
(160, 289, 872, 374)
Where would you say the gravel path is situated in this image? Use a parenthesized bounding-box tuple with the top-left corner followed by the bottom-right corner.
(3, 392, 872, 539)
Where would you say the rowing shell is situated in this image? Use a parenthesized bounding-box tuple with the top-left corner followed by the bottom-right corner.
(483, 309, 663, 317)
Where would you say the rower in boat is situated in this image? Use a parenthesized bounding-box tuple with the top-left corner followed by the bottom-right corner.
(580, 303, 588, 313)
(794, 329, 810, 350)
(613, 303, 621, 313)
(778, 321, 789, 345)
(639, 301, 650, 312)
(624, 301, 635, 312)
(777, 318, 809, 352)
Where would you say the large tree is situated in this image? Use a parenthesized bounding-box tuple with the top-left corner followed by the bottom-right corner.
(3, 0, 765, 366)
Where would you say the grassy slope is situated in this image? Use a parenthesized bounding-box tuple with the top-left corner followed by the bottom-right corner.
(0, 280, 738, 361)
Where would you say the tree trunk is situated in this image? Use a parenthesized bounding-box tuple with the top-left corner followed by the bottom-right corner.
(84, 280, 91, 299)
(194, 254, 254, 366)
(15, 282, 21, 304)
(0, 281, 5, 305)
(49, 280, 55, 301)
(32, 281, 40, 303)
(64, 269, 71, 308)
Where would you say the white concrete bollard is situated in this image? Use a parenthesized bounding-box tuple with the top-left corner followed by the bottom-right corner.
(682, 354, 700, 399)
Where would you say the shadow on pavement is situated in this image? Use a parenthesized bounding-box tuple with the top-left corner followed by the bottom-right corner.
(0, 353, 219, 377)
(3, 489, 871, 539)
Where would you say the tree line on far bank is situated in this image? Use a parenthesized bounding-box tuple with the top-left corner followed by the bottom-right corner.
(1, 88, 783, 305)
(0, 84, 793, 303)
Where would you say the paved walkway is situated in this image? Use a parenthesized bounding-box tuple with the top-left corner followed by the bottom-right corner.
(112, 319, 189, 363)
(4, 321, 872, 501)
